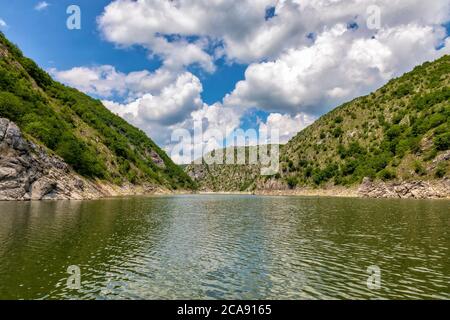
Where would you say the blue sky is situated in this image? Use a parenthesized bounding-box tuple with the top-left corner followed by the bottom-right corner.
(0, 0, 246, 104)
(0, 1, 449, 163)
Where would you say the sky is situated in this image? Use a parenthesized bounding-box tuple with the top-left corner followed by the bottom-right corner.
(0, 0, 449, 163)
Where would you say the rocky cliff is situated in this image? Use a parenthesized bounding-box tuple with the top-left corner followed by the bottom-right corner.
(0, 118, 107, 200)
(0, 118, 168, 200)
(0, 32, 195, 195)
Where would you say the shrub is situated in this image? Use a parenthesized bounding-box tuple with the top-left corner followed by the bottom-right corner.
(413, 161, 426, 176)
(341, 160, 357, 176)
(332, 127, 343, 138)
(385, 125, 402, 141)
(0, 91, 25, 121)
(393, 83, 413, 98)
(435, 163, 447, 178)
(434, 133, 450, 151)
(378, 169, 396, 181)
(334, 116, 344, 124)
(286, 176, 298, 189)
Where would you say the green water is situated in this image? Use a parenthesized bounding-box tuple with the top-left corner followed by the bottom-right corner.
(0, 195, 448, 300)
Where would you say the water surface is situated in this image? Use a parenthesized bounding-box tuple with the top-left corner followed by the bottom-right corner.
(0, 195, 448, 300)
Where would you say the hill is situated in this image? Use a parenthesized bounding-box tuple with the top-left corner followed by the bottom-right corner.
(186, 55, 450, 198)
(0, 32, 195, 199)
(186, 146, 277, 192)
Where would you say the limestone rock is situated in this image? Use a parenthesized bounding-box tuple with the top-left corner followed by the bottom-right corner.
(358, 177, 450, 199)
(149, 149, 166, 168)
(0, 118, 106, 201)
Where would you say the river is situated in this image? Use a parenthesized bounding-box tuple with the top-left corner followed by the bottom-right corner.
(0, 195, 448, 299)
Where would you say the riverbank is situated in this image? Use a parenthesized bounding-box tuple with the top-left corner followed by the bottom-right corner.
(0, 118, 182, 201)
(1, 117, 448, 201)
(197, 177, 450, 200)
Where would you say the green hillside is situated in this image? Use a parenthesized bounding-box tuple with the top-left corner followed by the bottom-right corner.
(0, 32, 195, 190)
(187, 55, 450, 191)
(280, 55, 449, 188)
(186, 146, 272, 192)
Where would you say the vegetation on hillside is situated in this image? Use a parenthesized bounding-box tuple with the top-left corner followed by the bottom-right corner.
(279, 55, 449, 189)
(0, 32, 195, 190)
(186, 146, 271, 191)
(187, 55, 450, 191)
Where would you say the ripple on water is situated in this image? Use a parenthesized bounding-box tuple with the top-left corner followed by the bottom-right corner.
(0, 196, 448, 300)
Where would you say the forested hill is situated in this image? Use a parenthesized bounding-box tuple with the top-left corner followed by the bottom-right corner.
(0, 32, 195, 191)
(187, 55, 450, 193)
(278, 54, 449, 189)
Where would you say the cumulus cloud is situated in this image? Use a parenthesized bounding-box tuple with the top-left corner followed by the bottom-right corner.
(225, 23, 450, 116)
(35, 1, 50, 11)
(53, 0, 450, 163)
(50, 66, 179, 100)
(259, 113, 316, 144)
(105, 72, 203, 125)
(95, 0, 450, 127)
(0, 19, 7, 28)
(98, 0, 450, 64)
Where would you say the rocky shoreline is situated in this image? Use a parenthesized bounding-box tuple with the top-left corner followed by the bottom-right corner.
(252, 178, 450, 199)
(196, 178, 450, 200)
(1, 117, 448, 201)
(0, 118, 170, 201)
(357, 177, 450, 199)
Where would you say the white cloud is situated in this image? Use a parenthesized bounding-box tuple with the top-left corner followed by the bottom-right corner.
(96, 0, 450, 119)
(100, 71, 206, 146)
(54, 0, 450, 163)
(49, 66, 179, 100)
(106, 72, 203, 125)
(35, 1, 50, 11)
(0, 19, 7, 28)
(224, 23, 450, 116)
(98, 0, 450, 64)
(259, 113, 316, 144)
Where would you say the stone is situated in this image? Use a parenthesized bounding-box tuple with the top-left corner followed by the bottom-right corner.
(30, 178, 57, 200)
(358, 177, 449, 199)
(0, 118, 106, 201)
(149, 149, 166, 168)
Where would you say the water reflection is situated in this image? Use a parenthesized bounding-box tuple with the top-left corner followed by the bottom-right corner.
(0, 195, 448, 300)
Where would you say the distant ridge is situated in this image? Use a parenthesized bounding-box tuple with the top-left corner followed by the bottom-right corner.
(186, 55, 450, 198)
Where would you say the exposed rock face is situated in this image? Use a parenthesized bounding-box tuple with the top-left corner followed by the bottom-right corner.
(186, 165, 207, 181)
(358, 177, 450, 199)
(149, 149, 166, 169)
(256, 178, 289, 191)
(0, 118, 105, 201)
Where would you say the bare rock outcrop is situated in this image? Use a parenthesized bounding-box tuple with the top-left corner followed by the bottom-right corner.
(186, 165, 207, 181)
(358, 177, 450, 199)
(0, 118, 106, 201)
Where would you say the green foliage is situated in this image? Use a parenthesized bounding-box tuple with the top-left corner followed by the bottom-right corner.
(435, 163, 447, 178)
(434, 133, 450, 151)
(276, 55, 450, 187)
(0, 91, 25, 120)
(413, 161, 426, 176)
(378, 169, 396, 181)
(393, 83, 413, 98)
(19, 57, 52, 88)
(0, 32, 195, 190)
(286, 176, 298, 189)
(332, 127, 343, 138)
